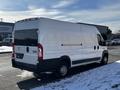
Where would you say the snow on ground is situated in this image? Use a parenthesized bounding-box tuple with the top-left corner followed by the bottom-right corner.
(16, 70, 33, 79)
(32, 60, 120, 90)
(0, 46, 12, 53)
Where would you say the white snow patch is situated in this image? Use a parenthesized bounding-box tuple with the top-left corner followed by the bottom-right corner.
(17, 70, 33, 78)
(0, 46, 12, 53)
(0, 66, 13, 72)
(32, 60, 120, 90)
(116, 60, 120, 63)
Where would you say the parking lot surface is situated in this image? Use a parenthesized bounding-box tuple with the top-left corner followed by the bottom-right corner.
(0, 46, 120, 90)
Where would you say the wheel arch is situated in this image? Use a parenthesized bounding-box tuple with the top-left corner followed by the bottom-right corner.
(60, 55, 71, 68)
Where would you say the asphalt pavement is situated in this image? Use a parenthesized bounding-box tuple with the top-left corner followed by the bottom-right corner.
(0, 46, 120, 90)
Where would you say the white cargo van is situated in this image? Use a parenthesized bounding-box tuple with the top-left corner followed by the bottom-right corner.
(12, 17, 108, 77)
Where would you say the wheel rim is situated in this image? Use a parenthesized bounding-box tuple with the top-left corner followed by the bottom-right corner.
(60, 65, 68, 76)
(104, 56, 108, 64)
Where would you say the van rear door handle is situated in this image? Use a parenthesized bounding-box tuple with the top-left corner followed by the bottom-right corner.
(26, 47, 29, 52)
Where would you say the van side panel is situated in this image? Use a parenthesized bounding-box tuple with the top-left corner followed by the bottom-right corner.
(38, 18, 104, 67)
(39, 19, 82, 61)
(12, 18, 107, 72)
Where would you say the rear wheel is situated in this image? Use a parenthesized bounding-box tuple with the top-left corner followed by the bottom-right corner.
(100, 55, 108, 65)
(55, 63, 69, 77)
(59, 64, 68, 76)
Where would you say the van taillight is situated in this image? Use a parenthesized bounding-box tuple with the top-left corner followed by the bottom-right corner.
(12, 43, 15, 59)
(38, 43, 43, 60)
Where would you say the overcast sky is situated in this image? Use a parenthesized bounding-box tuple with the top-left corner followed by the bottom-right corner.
(0, 0, 120, 32)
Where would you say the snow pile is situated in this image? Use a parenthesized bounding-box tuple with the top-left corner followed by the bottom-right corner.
(17, 70, 33, 79)
(32, 60, 120, 90)
(0, 46, 12, 53)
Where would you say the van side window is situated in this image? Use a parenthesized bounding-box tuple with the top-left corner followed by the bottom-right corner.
(97, 34, 104, 45)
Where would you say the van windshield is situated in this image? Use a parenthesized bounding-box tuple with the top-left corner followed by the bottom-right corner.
(14, 29, 38, 46)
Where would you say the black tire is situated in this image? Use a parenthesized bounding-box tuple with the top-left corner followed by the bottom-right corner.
(100, 55, 108, 65)
(55, 63, 69, 77)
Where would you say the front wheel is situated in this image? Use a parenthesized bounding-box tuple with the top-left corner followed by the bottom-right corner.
(100, 55, 108, 65)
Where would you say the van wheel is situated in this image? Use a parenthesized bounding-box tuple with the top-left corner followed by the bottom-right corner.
(60, 64, 68, 76)
(100, 55, 108, 65)
(55, 64, 69, 77)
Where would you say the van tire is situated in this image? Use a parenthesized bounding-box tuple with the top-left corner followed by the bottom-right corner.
(60, 64, 68, 76)
(100, 55, 108, 65)
(55, 62, 69, 77)
(55, 64, 68, 77)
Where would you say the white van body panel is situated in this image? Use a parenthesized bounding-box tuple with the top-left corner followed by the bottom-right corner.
(14, 20, 39, 65)
(13, 17, 107, 68)
(14, 19, 39, 30)
(14, 46, 38, 65)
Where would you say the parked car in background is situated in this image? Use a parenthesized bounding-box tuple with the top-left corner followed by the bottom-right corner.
(106, 40, 112, 46)
(2, 38, 13, 46)
(111, 39, 120, 45)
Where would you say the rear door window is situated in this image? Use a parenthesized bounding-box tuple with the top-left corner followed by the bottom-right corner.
(14, 29, 38, 46)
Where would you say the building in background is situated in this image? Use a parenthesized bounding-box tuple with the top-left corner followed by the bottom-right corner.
(0, 22, 14, 45)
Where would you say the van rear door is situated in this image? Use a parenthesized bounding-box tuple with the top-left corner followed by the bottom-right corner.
(14, 29, 38, 65)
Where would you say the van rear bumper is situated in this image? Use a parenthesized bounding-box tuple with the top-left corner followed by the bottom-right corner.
(12, 59, 37, 72)
(12, 58, 60, 73)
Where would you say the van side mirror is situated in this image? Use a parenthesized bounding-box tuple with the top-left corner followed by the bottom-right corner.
(97, 34, 106, 46)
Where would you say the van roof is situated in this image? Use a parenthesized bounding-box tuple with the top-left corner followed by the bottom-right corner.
(16, 17, 40, 23)
(16, 17, 79, 26)
(17, 17, 72, 23)
(16, 17, 92, 27)
(16, 17, 106, 29)
(15, 17, 97, 30)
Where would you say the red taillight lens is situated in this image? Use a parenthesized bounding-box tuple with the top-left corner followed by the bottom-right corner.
(12, 43, 15, 59)
(38, 43, 43, 60)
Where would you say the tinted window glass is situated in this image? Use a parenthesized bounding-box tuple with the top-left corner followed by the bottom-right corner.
(14, 29, 38, 46)
(97, 34, 104, 45)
